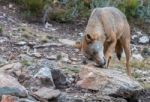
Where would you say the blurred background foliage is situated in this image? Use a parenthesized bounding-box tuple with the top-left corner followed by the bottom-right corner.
(11, 0, 150, 24)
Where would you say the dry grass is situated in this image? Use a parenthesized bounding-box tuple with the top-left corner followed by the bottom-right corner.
(109, 56, 150, 70)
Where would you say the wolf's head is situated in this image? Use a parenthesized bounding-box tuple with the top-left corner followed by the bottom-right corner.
(75, 33, 106, 67)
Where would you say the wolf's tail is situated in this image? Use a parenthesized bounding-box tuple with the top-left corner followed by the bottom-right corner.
(115, 40, 123, 60)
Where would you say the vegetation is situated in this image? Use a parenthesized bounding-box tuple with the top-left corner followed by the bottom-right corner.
(12, 0, 149, 23)
(0, 26, 2, 34)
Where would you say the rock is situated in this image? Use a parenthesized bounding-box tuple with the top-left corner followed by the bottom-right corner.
(0, 56, 8, 66)
(94, 96, 127, 102)
(78, 32, 84, 37)
(0, 13, 6, 19)
(70, 57, 78, 61)
(60, 52, 71, 63)
(18, 98, 36, 102)
(135, 69, 150, 76)
(34, 67, 55, 87)
(57, 93, 85, 102)
(131, 45, 139, 54)
(15, 41, 27, 46)
(136, 31, 142, 35)
(0, 73, 28, 97)
(132, 53, 144, 61)
(31, 52, 42, 58)
(19, 54, 34, 62)
(34, 43, 62, 48)
(1, 95, 18, 102)
(59, 39, 75, 46)
(77, 66, 109, 91)
(8, 4, 13, 8)
(28, 42, 36, 47)
(131, 35, 139, 44)
(45, 22, 52, 29)
(139, 35, 149, 44)
(33, 87, 60, 100)
(46, 55, 57, 60)
(0, 37, 8, 43)
(51, 69, 69, 88)
(37, 59, 58, 69)
(58, 93, 127, 102)
(141, 47, 150, 57)
(128, 89, 150, 102)
(0, 62, 23, 77)
(77, 65, 142, 97)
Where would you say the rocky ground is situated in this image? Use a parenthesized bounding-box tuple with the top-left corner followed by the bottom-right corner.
(0, 2, 150, 102)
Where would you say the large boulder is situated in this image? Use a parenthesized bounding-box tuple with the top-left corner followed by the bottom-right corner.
(0, 73, 28, 97)
(57, 92, 127, 102)
(77, 65, 143, 97)
(33, 87, 60, 100)
(51, 69, 69, 88)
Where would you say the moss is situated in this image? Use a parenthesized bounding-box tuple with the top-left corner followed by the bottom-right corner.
(41, 36, 49, 43)
(21, 60, 32, 66)
(0, 27, 3, 34)
(143, 83, 150, 89)
(63, 66, 80, 74)
(57, 54, 62, 60)
(141, 47, 150, 57)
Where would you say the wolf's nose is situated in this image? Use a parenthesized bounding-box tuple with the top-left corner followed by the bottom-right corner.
(98, 57, 106, 67)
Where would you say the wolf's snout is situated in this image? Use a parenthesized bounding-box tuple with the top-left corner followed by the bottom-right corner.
(97, 57, 106, 67)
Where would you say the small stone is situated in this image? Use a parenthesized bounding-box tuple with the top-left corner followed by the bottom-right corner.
(59, 39, 75, 46)
(78, 32, 84, 37)
(70, 57, 78, 61)
(1, 95, 18, 102)
(0, 56, 8, 66)
(32, 52, 42, 58)
(136, 31, 142, 35)
(132, 53, 144, 61)
(51, 28, 57, 31)
(60, 52, 70, 63)
(34, 43, 62, 48)
(51, 69, 69, 88)
(33, 87, 60, 99)
(45, 22, 52, 29)
(139, 36, 149, 44)
(28, 42, 36, 47)
(0, 37, 8, 43)
(8, 4, 13, 8)
(131, 35, 139, 44)
(75, 49, 79, 52)
(15, 41, 27, 46)
(46, 55, 57, 60)
(19, 54, 34, 62)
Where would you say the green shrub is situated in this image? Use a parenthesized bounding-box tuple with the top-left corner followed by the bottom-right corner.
(13, 0, 149, 23)
(14, 0, 50, 21)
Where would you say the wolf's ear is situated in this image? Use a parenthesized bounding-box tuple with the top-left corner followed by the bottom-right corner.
(85, 34, 93, 43)
(74, 41, 82, 49)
